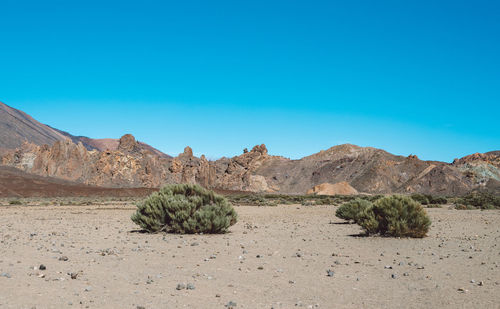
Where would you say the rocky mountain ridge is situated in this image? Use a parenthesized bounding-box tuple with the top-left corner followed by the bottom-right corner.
(1, 134, 499, 196)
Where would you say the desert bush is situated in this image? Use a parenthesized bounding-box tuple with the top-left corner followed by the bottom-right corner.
(363, 194, 384, 202)
(454, 204, 476, 210)
(428, 196, 448, 205)
(355, 206, 379, 234)
(361, 195, 431, 238)
(410, 193, 430, 205)
(425, 204, 441, 208)
(335, 199, 373, 222)
(131, 184, 237, 234)
(8, 200, 22, 205)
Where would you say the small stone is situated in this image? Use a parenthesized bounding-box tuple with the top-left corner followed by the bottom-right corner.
(391, 274, 397, 279)
(470, 279, 475, 284)
(225, 301, 237, 308)
(187, 283, 195, 290)
(326, 270, 334, 277)
(84, 286, 92, 292)
(59, 256, 69, 261)
(191, 242, 199, 246)
(457, 288, 468, 293)
(403, 272, 409, 276)
(39, 264, 46, 270)
(257, 266, 264, 270)
(137, 306, 145, 309)
(176, 283, 186, 290)
(478, 281, 484, 286)
(70, 272, 78, 279)
(0, 272, 11, 278)
(384, 265, 392, 269)
(215, 294, 221, 298)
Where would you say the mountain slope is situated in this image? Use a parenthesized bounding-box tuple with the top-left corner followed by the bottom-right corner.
(0, 102, 67, 150)
(0, 101, 169, 158)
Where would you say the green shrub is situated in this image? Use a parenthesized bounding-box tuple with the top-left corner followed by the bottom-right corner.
(361, 195, 431, 238)
(335, 199, 373, 222)
(429, 196, 448, 205)
(131, 184, 238, 234)
(355, 206, 379, 234)
(8, 200, 22, 205)
(426, 204, 441, 208)
(454, 203, 477, 210)
(410, 193, 430, 205)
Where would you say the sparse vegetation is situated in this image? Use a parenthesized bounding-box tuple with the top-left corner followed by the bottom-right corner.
(411, 193, 448, 205)
(335, 198, 373, 222)
(452, 192, 500, 210)
(8, 200, 22, 205)
(226, 193, 378, 206)
(131, 184, 238, 234)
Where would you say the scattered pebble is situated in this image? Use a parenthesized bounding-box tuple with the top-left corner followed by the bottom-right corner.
(176, 283, 186, 290)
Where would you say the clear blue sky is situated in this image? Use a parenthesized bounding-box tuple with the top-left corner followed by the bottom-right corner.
(1, 0, 499, 162)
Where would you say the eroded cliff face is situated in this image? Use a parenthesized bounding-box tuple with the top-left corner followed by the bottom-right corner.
(1, 135, 499, 195)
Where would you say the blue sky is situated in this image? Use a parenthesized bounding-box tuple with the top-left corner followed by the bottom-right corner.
(0, 0, 499, 161)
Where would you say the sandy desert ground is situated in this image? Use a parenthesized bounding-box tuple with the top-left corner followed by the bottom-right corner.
(0, 203, 499, 309)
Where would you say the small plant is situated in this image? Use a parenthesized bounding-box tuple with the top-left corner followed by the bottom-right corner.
(335, 199, 373, 222)
(410, 193, 430, 205)
(362, 195, 431, 238)
(429, 196, 448, 205)
(9, 200, 22, 205)
(425, 204, 441, 208)
(131, 184, 237, 234)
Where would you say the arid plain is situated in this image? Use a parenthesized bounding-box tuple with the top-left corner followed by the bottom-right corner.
(1, 203, 499, 309)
